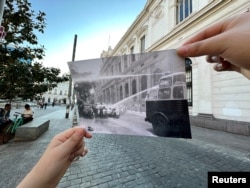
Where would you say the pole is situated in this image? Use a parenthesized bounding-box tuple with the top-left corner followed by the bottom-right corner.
(66, 34, 77, 118)
(68, 34, 77, 104)
(0, 0, 6, 24)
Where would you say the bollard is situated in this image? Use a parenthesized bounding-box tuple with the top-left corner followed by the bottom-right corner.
(65, 105, 70, 119)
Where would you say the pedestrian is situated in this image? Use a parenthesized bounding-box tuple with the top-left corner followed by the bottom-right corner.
(0, 103, 12, 127)
(41, 102, 44, 109)
(22, 104, 34, 124)
(52, 101, 55, 107)
(18, 12, 250, 188)
(44, 102, 47, 109)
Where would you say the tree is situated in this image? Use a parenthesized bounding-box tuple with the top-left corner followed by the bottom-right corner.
(74, 82, 96, 104)
(0, 0, 69, 101)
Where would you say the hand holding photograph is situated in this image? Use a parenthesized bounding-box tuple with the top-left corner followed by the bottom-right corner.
(68, 49, 192, 138)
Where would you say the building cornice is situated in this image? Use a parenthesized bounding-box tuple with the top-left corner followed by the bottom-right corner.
(110, 0, 154, 55)
(147, 0, 234, 51)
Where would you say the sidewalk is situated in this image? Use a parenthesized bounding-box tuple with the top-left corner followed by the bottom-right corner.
(0, 107, 250, 188)
(0, 106, 74, 188)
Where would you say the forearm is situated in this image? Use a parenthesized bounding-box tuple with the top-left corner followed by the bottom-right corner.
(17, 151, 70, 188)
(17, 162, 53, 188)
(17, 127, 91, 188)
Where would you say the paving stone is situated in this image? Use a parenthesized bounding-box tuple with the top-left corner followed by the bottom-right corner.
(1, 106, 250, 188)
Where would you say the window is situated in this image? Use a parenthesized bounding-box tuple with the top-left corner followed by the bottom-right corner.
(176, 0, 192, 24)
(132, 79, 137, 95)
(118, 61, 122, 73)
(124, 55, 128, 68)
(185, 58, 192, 106)
(159, 77, 172, 87)
(158, 88, 171, 99)
(60, 90, 62, 95)
(120, 85, 123, 100)
(130, 46, 135, 62)
(147, 89, 158, 100)
(140, 35, 145, 53)
(141, 75, 147, 98)
(110, 65, 113, 75)
(125, 83, 129, 98)
(173, 86, 184, 99)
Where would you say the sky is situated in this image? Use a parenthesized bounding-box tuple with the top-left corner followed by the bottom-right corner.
(28, 0, 147, 75)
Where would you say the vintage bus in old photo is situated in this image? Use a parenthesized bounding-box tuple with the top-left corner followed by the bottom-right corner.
(145, 72, 191, 138)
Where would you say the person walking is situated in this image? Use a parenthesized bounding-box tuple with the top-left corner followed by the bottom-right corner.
(44, 102, 47, 109)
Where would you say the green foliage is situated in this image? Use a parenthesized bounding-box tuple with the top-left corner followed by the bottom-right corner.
(0, 0, 69, 101)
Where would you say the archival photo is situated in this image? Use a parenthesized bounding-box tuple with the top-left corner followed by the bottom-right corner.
(68, 49, 192, 138)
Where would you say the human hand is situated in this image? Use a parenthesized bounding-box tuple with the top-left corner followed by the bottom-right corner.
(17, 127, 92, 188)
(177, 12, 250, 79)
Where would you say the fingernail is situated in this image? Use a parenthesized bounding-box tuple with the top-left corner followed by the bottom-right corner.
(81, 151, 88, 157)
(215, 63, 223, 71)
(211, 56, 218, 62)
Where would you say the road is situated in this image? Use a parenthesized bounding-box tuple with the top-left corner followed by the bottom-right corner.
(80, 111, 156, 137)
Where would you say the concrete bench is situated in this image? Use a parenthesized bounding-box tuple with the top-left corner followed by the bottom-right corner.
(14, 118, 50, 141)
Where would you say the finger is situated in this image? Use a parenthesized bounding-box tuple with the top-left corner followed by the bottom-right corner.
(181, 18, 229, 46)
(62, 129, 86, 155)
(81, 146, 88, 157)
(84, 130, 92, 139)
(69, 146, 88, 161)
(177, 33, 229, 57)
(56, 127, 92, 142)
(206, 55, 219, 63)
(213, 60, 233, 72)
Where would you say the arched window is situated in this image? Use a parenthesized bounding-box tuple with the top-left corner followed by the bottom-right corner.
(106, 89, 110, 104)
(132, 79, 137, 95)
(185, 58, 192, 106)
(125, 83, 129, 98)
(141, 75, 147, 98)
(120, 85, 123, 100)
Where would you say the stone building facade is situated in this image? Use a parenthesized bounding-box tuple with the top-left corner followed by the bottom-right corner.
(99, 0, 250, 135)
(42, 81, 69, 104)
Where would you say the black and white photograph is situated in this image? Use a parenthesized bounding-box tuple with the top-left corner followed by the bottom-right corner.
(68, 49, 192, 138)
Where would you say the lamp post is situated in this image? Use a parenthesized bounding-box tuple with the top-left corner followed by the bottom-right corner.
(66, 34, 77, 119)
(68, 34, 77, 104)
